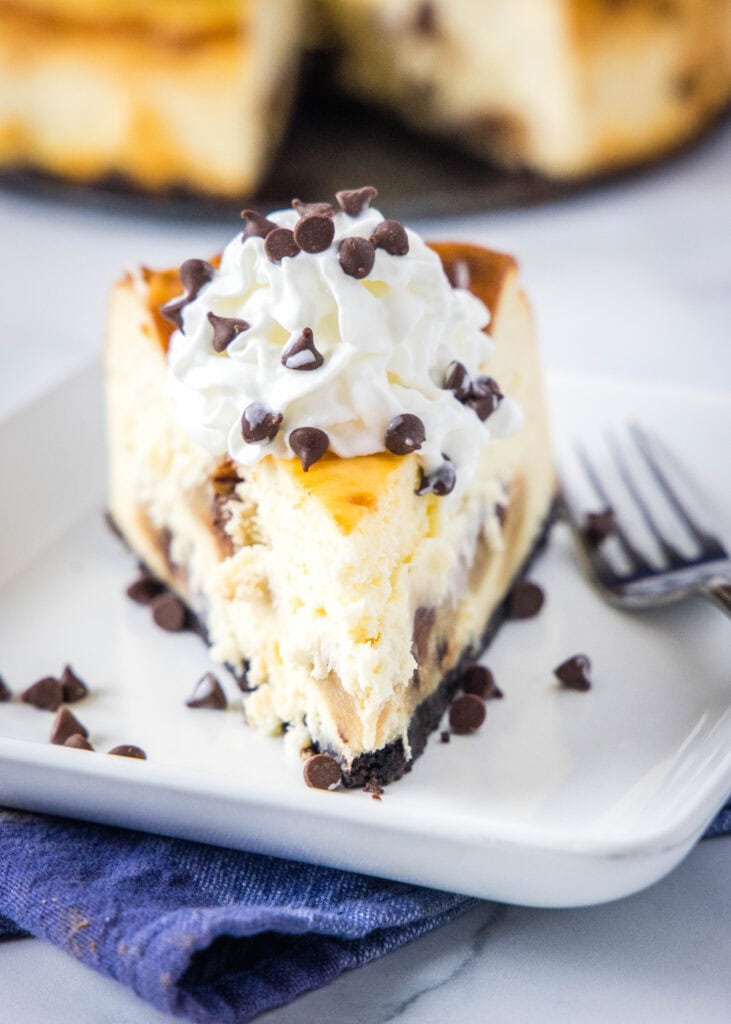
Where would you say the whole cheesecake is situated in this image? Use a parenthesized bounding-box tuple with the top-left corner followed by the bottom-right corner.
(106, 188, 556, 787)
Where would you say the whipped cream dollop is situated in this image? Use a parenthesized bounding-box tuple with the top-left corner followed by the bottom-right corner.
(165, 192, 521, 494)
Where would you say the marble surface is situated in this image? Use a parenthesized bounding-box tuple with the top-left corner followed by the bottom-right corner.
(0, 122, 730, 1022)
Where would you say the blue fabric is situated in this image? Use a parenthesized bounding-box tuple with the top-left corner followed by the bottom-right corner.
(0, 799, 728, 1023)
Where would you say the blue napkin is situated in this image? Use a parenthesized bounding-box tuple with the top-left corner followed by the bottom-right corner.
(0, 801, 728, 1023)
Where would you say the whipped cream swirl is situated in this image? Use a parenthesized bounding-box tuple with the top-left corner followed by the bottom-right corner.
(165, 198, 521, 492)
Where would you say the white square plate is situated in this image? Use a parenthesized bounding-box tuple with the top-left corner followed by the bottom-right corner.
(0, 366, 729, 908)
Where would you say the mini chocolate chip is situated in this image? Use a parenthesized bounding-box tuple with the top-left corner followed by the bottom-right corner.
(126, 575, 166, 606)
(416, 460, 456, 497)
(467, 376, 503, 421)
(281, 328, 324, 371)
(50, 707, 89, 745)
(21, 676, 63, 711)
(555, 654, 592, 692)
(443, 360, 471, 401)
(449, 693, 486, 735)
(240, 209, 277, 239)
(460, 665, 503, 700)
(186, 672, 227, 710)
(292, 199, 335, 219)
(338, 237, 375, 279)
(64, 733, 94, 751)
(289, 427, 330, 471)
(584, 508, 615, 546)
(370, 219, 409, 256)
(61, 665, 89, 703)
(0, 676, 11, 702)
(241, 402, 283, 443)
(160, 259, 215, 331)
(150, 593, 187, 632)
(414, 0, 438, 34)
(385, 413, 425, 455)
(207, 312, 250, 353)
(303, 753, 342, 790)
(507, 579, 545, 619)
(109, 744, 147, 760)
(335, 186, 378, 216)
(293, 215, 335, 254)
(440, 730, 450, 743)
(264, 228, 300, 263)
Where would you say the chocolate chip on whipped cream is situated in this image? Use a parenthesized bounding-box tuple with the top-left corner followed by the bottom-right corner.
(554, 654, 592, 691)
(443, 360, 471, 401)
(50, 707, 89, 745)
(241, 208, 277, 240)
(338, 236, 375, 279)
(186, 672, 227, 710)
(61, 664, 89, 703)
(370, 219, 409, 256)
(303, 752, 342, 790)
(289, 427, 330, 471)
(161, 259, 215, 331)
(467, 376, 503, 421)
(292, 198, 335, 219)
(241, 402, 283, 444)
(294, 215, 335, 254)
(208, 313, 250, 353)
(22, 676, 63, 711)
(336, 185, 378, 216)
(281, 328, 324, 371)
(264, 227, 300, 264)
(385, 414, 426, 455)
(416, 460, 456, 497)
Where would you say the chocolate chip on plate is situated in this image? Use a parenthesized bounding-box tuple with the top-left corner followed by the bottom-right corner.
(60, 664, 89, 703)
(335, 186, 378, 217)
(264, 227, 300, 263)
(303, 753, 342, 790)
(64, 733, 94, 751)
(241, 402, 283, 444)
(292, 199, 334, 219)
(440, 730, 450, 744)
(507, 579, 545, 620)
(338, 237, 375, 279)
(50, 707, 89, 746)
(554, 654, 592, 692)
(21, 676, 63, 711)
(207, 312, 250, 353)
(281, 328, 324, 371)
(0, 675, 11, 702)
(186, 672, 227, 710)
(126, 574, 166, 606)
(289, 427, 330, 471)
(583, 508, 615, 546)
(460, 665, 503, 700)
(449, 693, 486, 735)
(293, 215, 335, 254)
(150, 593, 187, 633)
(385, 413, 425, 455)
(109, 744, 147, 760)
(416, 460, 456, 497)
(370, 219, 409, 256)
(240, 209, 277, 240)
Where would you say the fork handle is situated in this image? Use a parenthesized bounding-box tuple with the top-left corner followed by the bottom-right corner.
(699, 578, 731, 619)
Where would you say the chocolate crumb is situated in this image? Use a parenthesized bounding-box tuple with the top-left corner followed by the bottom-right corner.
(126, 575, 166, 606)
(507, 579, 545, 619)
(150, 593, 187, 633)
(241, 402, 283, 444)
(50, 707, 89, 745)
(460, 665, 502, 700)
(61, 665, 89, 703)
(160, 259, 215, 331)
(449, 693, 486, 735)
(583, 507, 615, 546)
(555, 654, 592, 692)
(289, 427, 330, 471)
(21, 676, 63, 711)
(385, 413, 425, 455)
(109, 744, 147, 760)
(264, 227, 300, 263)
(292, 199, 335, 219)
(467, 376, 503, 421)
(0, 676, 11, 702)
(304, 753, 342, 790)
(338, 236, 375, 279)
(186, 672, 227, 710)
(293, 215, 335, 255)
(64, 733, 94, 751)
(370, 219, 409, 256)
(335, 186, 378, 217)
(364, 777, 384, 798)
(240, 209, 277, 240)
(440, 730, 450, 744)
(416, 460, 456, 497)
(281, 328, 324, 371)
(444, 361, 471, 401)
(207, 312, 250, 353)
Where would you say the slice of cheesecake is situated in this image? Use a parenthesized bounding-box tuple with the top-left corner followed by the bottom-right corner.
(320, 0, 731, 179)
(0, 0, 303, 198)
(106, 196, 556, 786)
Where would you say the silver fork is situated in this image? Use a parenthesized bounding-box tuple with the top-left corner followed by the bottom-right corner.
(561, 424, 731, 618)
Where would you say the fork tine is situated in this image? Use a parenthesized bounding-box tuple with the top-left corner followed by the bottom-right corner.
(629, 424, 727, 557)
(605, 432, 683, 565)
(574, 444, 654, 573)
